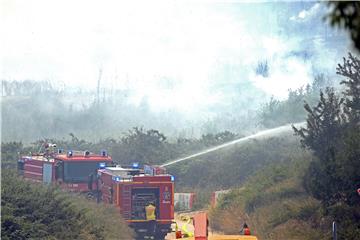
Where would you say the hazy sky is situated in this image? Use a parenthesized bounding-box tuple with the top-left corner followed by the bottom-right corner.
(1, 0, 351, 112)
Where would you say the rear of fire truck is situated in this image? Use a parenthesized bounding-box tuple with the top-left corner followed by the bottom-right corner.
(97, 164, 174, 240)
(18, 144, 112, 194)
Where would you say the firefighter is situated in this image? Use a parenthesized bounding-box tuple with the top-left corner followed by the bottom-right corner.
(145, 202, 156, 238)
(145, 201, 156, 220)
(181, 216, 194, 238)
(241, 223, 251, 235)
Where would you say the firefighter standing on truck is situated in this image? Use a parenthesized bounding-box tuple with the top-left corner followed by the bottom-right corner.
(145, 202, 156, 237)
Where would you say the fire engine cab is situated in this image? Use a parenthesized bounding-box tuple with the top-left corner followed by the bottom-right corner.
(18, 144, 113, 193)
(96, 164, 174, 240)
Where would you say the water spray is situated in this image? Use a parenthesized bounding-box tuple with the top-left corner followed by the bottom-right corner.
(160, 122, 305, 167)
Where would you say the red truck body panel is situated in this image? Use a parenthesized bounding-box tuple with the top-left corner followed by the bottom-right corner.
(19, 152, 112, 192)
(22, 156, 55, 182)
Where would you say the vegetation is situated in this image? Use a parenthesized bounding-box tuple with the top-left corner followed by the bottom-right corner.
(2, 2, 359, 240)
(1, 128, 240, 168)
(259, 74, 334, 128)
(209, 161, 326, 240)
(170, 132, 303, 191)
(208, 53, 360, 239)
(1, 171, 134, 240)
(293, 53, 360, 239)
(1, 79, 262, 143)
(2, 54, 358, 239)
(326, 2, 360, 51)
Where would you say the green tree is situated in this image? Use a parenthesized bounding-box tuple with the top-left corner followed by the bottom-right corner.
(326, 2, 360, 51)
(293, 54, 360, 239)
(116, 127, 168, 165)
(337, 53, 360, 123)
(293, 88, 345, 164)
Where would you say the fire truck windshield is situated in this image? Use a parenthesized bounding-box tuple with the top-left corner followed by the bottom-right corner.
(63, 161, 102, 183)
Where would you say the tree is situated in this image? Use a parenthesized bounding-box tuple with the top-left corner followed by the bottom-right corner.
(326, 2, 360, 51)
(337, 53, 360, 124)
(293, 88, 345, 205)
(255, 60, 269, 77)
(293, 54, 360, 239)
(116, 127, 168, 165)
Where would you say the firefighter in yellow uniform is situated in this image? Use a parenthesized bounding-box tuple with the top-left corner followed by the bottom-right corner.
(145, 202, 156, 220)
(181, 217, 194, 237)
(145, 202, 156, 238)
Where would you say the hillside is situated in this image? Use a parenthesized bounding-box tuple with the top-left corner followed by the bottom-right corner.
(208, 161, 326, 240)
(1, 171, 134, 240)
(167, 133, 327, 239)
(167, 131, 306, 191)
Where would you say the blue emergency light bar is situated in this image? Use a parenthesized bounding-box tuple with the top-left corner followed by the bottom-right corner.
(132, 162, 139, 169)
(99, 162, 106, 169)
(67, 150, 73, 157)
(101, 150, 107, 157)
(171, 175, 175, 182)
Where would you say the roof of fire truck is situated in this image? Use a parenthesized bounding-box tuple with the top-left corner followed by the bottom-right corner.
(100, 166, 142, 177)
(98, 165, 174, 182)
(55, 152, 112, 162)
(22, 150, 112, 162)
(21, 155, 55, 162)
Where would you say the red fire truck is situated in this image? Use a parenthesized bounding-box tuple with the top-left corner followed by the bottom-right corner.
(18, 145, 113, 194)
(96, 164, 174, 239)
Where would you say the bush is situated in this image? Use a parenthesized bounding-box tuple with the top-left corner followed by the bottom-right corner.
(1, 171, 134, 240)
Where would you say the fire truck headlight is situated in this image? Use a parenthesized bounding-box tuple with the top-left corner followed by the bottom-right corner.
(99, 162, 106, 169)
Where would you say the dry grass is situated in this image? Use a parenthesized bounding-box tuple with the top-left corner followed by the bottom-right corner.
(208, 163, 327, 240)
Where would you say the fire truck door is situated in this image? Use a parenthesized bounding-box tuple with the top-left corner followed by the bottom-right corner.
(43, 163, 52, 184)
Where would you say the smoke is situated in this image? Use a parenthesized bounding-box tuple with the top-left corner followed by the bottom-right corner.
(1, 1, 351, 141)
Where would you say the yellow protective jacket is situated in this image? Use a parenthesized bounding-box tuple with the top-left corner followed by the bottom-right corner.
(145, 204, 156, 220)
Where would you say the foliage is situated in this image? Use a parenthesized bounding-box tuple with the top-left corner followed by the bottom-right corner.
(2, 127, 240, 169)
(116, 127, 168, 165)
(1, 79, 259, 143)
(209, 161, 325, 240)
(293, 53, 360, 239)
(1, 171, 134, 240)
(259, 74, 333, 128)
(1, 80, 59, 96)
(1, 142, 24, 168)
(293, 87, 344, 161)
(326, 2, 360, 51)
(337, 53, 360, 122)
(255, 60, 269, 78)
(170, 132, 304, 192)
